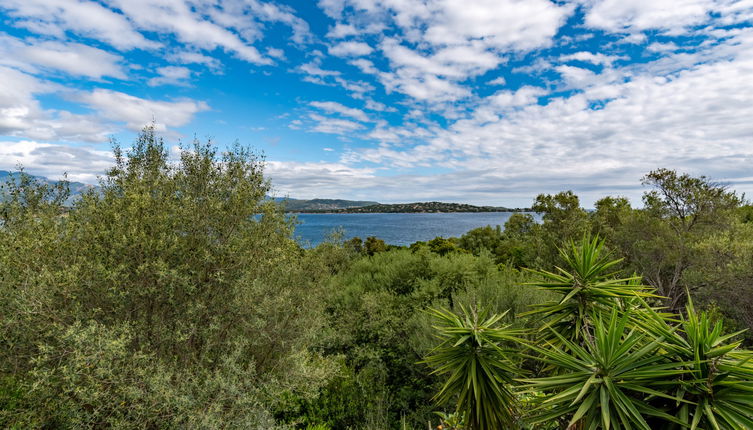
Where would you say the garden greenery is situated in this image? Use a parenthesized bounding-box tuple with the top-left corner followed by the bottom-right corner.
(2, 127, 753, 429)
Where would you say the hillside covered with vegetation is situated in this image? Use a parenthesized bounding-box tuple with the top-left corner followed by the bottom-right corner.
(278, 198, 379, 212)
(306, 201, 524, 213)
(3, 129, 753, 429)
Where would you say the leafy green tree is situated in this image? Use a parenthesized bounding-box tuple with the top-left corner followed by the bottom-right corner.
(428, 236, 461, 256)
(364, 236, 387, 255)
(591, 196, 631, 239)
(600, 169, 745, 311)
(344, 236, 364, 254)
(0, 126, 336, 427)
(532, 191, 590, 268)
(458, 225, 504, 256)
(642, 169, 741, 232)
(532, 191, 589, 240)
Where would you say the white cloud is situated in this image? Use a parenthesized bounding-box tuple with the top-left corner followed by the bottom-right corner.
(329, 41, 373, 57)
(1, 0, 311, 66)
(326, 23, 358, 39)
(487, 76, 506, 86)
(0, 140, 113, 183)
(344, 30, 753, 204)
(318, 0, 573, 104)
(309, 113, 364, 134)
(364, 99, 397, 112)
(107, 0, 269, 64)
(298, 59, 376, 97)
(0, 34, 127, 79)
(583, 0, 715, 34)
(167, 51, 223, 72)
(0, 66, 111, 142)
(147, 66, 193, 87)
(646, 42, 681, 53)
(75, 89, 209, 132)
(310, 101, 369, 122)
(0, 0, 158, 50)
(322, 0, 572, 51)
(487, 86, 548, 109)
(421, 0, 573, 50)
(299, 60, 341, 78)
(560, 51, 626, 67)
(266, 159, 377, 198)
(556, 65, 601, 88)
(349, 58, 379, 74)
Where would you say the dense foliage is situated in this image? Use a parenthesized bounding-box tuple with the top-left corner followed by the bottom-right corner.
(2, 127, 753, 429)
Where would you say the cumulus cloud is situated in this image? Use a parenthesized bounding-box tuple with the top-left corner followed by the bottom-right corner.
(75, 89, 209, 132)
(0, 34, 127, 79)
(345, 28, 753, 204)
(583, 0, 715, 34)
(167, 51, 223, 72)
(308, 113, 364, 134)
(560, 51, 626, 67)
(0, 66, 111, 142)
(0, 0, 310, 65)
(315, 0, 572, 104)
(147, 66, 193, 87)
(329, 41, 373, 57)
(0, 0, 159, 50)
(0, 140, 113, 183)
(310, 101, 369, 122)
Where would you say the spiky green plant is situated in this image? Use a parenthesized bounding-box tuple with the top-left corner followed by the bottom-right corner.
(521, 309, 688, 430)
(523, 235, 659, 345)
(640, 296, 753, 430)
(422, 306, 524, 430)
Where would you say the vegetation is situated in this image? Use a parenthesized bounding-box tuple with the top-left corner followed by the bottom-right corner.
(280, 198, 379, 212)
(2, 127, 753, 429)
(303, 201, 527, 213)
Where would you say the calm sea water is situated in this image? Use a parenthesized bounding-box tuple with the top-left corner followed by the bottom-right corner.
(291, 212, 529, 247)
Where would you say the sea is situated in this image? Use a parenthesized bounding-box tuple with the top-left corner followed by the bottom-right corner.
(290, 212, 532, 247)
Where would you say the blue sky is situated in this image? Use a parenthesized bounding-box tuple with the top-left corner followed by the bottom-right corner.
(1, 0, 752, 207)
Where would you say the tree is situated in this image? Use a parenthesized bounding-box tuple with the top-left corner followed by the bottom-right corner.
(620, 169, 743, 310)
(591, 196, 631, 239)
(0, 126, 336, 427)
(532, 191, 590, 268)
(532, 191, 589, 239)
(458, 225, 504, 256)
(642, 168, 741, 233)
(364, 236, 387, 255)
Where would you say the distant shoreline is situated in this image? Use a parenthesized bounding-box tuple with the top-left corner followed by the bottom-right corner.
(287, 208, 532, 214)
(287, 210, 529, 214)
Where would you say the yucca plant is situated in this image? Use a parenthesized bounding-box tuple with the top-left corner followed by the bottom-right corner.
(423, 305, 525, 430)
(523, 235, 659, 345)
(520, 309, 688, 430)
(641, 296, 753, 430)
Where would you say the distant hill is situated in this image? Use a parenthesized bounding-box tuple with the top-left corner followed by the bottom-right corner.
(278, 198, 379, 212)
(299, 201, 528, 213)
(0, 172, 525, 213)
(0, 170, 93, 204)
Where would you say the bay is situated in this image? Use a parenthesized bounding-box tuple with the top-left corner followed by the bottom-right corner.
(291, 212, 531, 247)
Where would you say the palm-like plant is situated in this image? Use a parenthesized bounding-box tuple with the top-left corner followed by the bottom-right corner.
(642, 296, 753, 430)
(422, 306, 524, 430)
(523, 235, 659, 345)
(521, 309, 687, 430)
